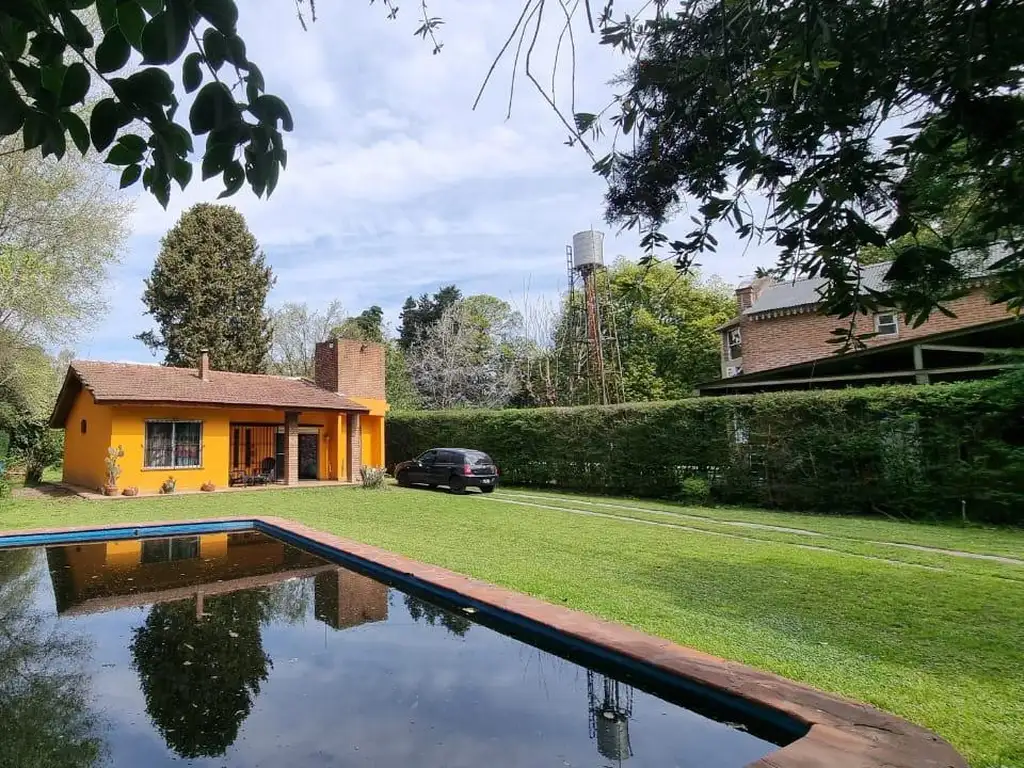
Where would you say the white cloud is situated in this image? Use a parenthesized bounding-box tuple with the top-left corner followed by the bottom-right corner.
(81, 0, 777, 362)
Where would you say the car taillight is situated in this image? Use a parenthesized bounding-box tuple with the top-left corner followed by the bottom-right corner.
(463, 464, 473, 475)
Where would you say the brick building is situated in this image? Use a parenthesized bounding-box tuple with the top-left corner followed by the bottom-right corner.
(700, 261, 1022, 394)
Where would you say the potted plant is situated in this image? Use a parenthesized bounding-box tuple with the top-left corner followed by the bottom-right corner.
(122, 486, 139, 497)
(200, 481, 216, 492)
(160, 476, 176, 494)
(103, 445, 124, 496)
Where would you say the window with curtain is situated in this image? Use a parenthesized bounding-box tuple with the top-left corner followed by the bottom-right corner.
(144, 421, 202, 468)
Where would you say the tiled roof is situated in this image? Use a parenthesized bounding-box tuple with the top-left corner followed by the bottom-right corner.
(50, 361, 367, 427)
(745, 251, 1000, 317)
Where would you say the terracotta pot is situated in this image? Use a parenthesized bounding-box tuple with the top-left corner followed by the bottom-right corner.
(122, 487, 138, 497)
(102, 485, 118, 496)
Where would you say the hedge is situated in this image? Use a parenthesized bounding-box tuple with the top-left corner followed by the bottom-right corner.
(386, 373, 1024, 523)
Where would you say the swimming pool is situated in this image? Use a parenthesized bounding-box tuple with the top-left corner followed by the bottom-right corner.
(0, 517, 966, 768)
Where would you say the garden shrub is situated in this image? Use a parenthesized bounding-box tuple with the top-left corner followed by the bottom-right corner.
(386, 375, 1024, 523)
(360, 466, 387, 490)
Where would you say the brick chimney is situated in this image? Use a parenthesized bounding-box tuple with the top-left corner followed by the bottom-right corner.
(199, 349, 210, 381)
(735, 276, 773, 313)
(314, 338, 385, 400)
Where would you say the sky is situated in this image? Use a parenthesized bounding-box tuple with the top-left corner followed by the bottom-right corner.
(78, 0, 779, 362)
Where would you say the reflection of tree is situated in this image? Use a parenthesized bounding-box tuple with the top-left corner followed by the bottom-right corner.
(129, 590, 271, 759)
(404, 595, 472, 637)
(263, 577, 314, 625)
(0, 550, 102, 768)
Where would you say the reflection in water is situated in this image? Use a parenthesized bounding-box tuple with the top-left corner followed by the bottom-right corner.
(129, 591, 272, 759)
(5, 531, 780, 767)
(589, 672, 635, 764)
(404, 593, 472, 637)
(0, 549, 102, 768)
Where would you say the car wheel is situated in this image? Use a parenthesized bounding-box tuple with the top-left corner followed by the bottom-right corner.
(448, 475, 466, 494)
(480, 485, 495, 494)
(396, 471, 410, 487)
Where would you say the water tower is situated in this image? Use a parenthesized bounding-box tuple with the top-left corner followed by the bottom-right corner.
(564, 230, 624, 406)
(587, 670, 634, 764)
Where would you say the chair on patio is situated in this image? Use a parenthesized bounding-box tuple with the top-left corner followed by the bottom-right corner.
(252, 456, 277, 485)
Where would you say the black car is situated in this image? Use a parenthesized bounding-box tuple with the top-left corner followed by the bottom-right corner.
(394, 448, 499, 493)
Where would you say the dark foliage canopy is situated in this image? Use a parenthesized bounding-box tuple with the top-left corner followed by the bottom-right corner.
(129, 591, 270, 759)
(0, 0, 292, 207)
(591, 0, 1024, 340)
(397, 285, 462, 350)
(138, 202, 273, 372)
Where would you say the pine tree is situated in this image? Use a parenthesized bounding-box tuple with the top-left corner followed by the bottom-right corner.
(137, 204, 274, 373)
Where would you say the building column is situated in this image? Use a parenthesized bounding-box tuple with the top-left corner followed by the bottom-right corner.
(283, 411, 300, 485)
(912, 345, 930, 385)
(346, 412, 362, 483)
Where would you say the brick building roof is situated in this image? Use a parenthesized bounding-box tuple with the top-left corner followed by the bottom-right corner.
(49, 360, 368, 427)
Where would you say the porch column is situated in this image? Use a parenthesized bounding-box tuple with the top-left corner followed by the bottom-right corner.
(346, 412, 362, 483)
(912, 345, 929, 385)
(283, 411, 300, 485)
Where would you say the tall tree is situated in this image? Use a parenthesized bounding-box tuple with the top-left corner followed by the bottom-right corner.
(334, 305, 385, 344)
(397, 285, 462, 350)
(408, 296, 521, 410)
(592, 0, 1024, 341)
(267, 300, 345, 378)
(138, 204, 273, 373)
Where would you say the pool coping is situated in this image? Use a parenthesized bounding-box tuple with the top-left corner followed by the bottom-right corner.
(0, 516, 967, 768)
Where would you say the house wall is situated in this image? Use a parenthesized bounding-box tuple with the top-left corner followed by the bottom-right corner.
(726, 288, 1013, 374)
(62, 391, 113, 490)
(102, 405, 351, 493)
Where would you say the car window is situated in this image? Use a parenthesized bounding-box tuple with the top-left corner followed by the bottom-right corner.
(419, 450, 437, 464)
(464, 450, 493, 465)
(438, 450, 458, 464)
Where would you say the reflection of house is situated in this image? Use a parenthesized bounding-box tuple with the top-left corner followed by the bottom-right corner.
(49, 339, 387, 493)
(314, 570, 388, 630)
(46, 532, 331, 616)
(701, 262, 1021, 394)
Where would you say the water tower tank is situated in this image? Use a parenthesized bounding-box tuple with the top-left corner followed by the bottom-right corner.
(572, 230, 605, 270)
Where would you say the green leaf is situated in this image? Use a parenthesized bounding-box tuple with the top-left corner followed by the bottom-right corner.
(244, 63, 264, 103)
(28, 31, 66, 62)
(119, 133, 148, 154)
(96, 28, 131, 73)
(172, 156, 192, 188)
(0, 71, 26, 136)
(58, 10, 93, 49)
(40, 117, 67, 159)
(183, 52, 203, 93)
(9, 61, 41, 98)
(248, 95, 293, 131)
(40, 64, 66, 95)
(135, 0, 163, 15)
(224, 34, 246, 67)
(126, 67, 174, 104)
(0, 17, 29, 59)
(201, 141, 233, 179)
(195, 0, 239, 34)
(218, 159, 245, 198)
(120, 163, 142, 188)
(106, 138, 144, 165)
(90, 97, 125, 150)
(97, 0, 119, 32)
(140, 9, 190, 65)
(60, 110, 90, 154)
(117, 0, 147, 47)
(202, 28, 226, 70)
(189, 81, 236, 135)
(59, 62, 90, 106)
(22, 111, 45, 151)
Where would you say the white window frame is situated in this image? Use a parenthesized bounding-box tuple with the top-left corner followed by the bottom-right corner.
(726, 328, 743, 361)
(874, 312, 899, 337)
(143, 420, 204, 469)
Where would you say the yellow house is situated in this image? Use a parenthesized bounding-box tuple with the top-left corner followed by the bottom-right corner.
(48, 339, 387, 494)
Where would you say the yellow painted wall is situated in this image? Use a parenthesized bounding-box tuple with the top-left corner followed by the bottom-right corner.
(350, 398, 387, 470)
(62, 391, 113, 490)
(60, 390, 387, 492)
(361, 415, 384, 468)
(105, 540, 142, 568)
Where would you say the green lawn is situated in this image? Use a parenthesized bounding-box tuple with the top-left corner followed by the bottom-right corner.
(2, 485, 1022, 768)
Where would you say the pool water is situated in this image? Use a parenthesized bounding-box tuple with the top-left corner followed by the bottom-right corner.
(0, 530, 781, 767)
